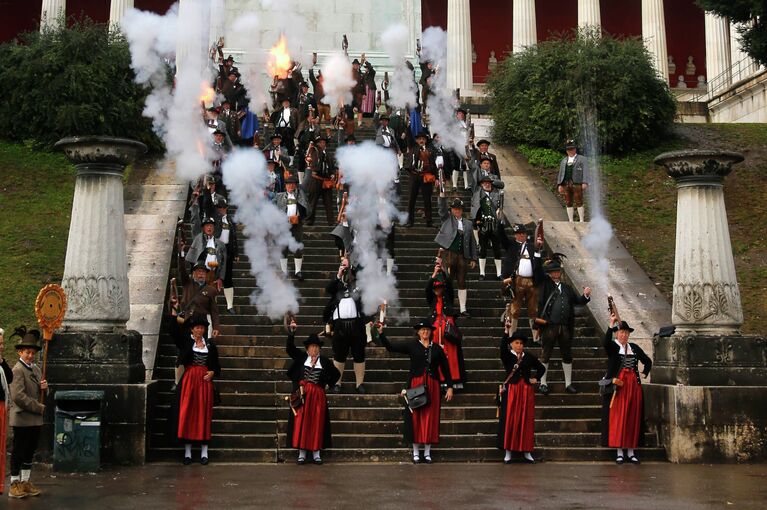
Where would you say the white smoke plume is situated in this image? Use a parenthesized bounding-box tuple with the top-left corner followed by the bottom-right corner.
(335, 142, 403, 315)
(221, 149, 301, 319)
(320, 52, 355, 115)
(123, 2, 214, 181)
(381, 23, 417, 109)
(420, 27, 465, 153)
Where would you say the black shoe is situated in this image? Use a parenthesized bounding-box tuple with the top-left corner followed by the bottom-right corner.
(503, 459, 512, 465)
(297, 457, 307, 465)
(522, 456, 535, 464)
(227, 308, 236, 315)
(331, 384, 342, 394)
(313, 457, 323, 465)
(565, 385, 578, 394)
(539, 384, 549, 395)
(423, 455, 433, 464)
(615, 456, 625, 465)
(628, 456, 640, 465)
(460, 310, 471, 318)
(294, 271, 304, 281)
(356, 384, 366, 394)
(183, 457, 192, 465)
(412, 457, 420, 464)
(481, 274, 491, 281)
(170, 384, 178, 392)
(496, 275, 503, 281)
(200, 456, 209, 465)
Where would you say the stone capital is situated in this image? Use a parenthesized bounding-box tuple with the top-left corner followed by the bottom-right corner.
(654, 149, 744, 185)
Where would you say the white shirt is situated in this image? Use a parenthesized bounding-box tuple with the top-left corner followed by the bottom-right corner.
(334, 296, 358, 320)
(517, 244, 534, 277)
(286, 192, 297, 217)
(567, 155, 576, 164)
(204, 236, 217, 269)
(280, 108, 291, 126)
(192, 338, 209, 353)
(381, 127, 392, 147)
(303, 356, 323, 369)
(614, 340, 634, 355)
(219, 216, 230, 245)
(456, 217, 464, 231)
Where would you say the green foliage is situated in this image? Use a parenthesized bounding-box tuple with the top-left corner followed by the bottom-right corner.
(696, 0, 767, 68)
(0, 17, 162, 151)
(487, 29, 677, 155)
(516, 144, 562, 168)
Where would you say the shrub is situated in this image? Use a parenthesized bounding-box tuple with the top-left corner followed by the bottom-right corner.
(516, 144, 562, 168)
(0, 17, 162, 151)
(486, 29, 677, 155)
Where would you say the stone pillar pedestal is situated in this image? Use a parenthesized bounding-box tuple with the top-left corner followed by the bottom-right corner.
(40, 0, 66, 31)
(446, 0, 473, 92)
(578, 0, 601, 29)
(641, 0, 669, 83)
(109, 0, 134, 27)
(512, 0, 537, 54)
(647, 150, 767, 463)
(705, 12, 731, 90)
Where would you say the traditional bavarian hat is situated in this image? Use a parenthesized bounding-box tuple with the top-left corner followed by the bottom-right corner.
(303, 334, 324, 347)
(412, 318, 436, 331)
(617, 321, 635, 332)
(214, 197, 228, 208)
(507, 331, 528, 344)
(564, 139, 577, 149)
(270, 133, 283, 140)
(284, 175, 299, 184)
(450, 198, 464, 209)
(192, 261, 210, 272)
(212, 129, 225, 136)
(11, 326, 42, 351)
(187, 315, 210, 328)
(476, 139, 491, 146)
(512, 223, 528, 234)
(478, 174, 494, 183)
(201, 217, 216, 226)
(543, 259, 563, 272)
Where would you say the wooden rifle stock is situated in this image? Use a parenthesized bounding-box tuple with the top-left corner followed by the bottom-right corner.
(337, 191, 348, 224)
(607, 295, 621, 322)
(535, 218, 544, 245)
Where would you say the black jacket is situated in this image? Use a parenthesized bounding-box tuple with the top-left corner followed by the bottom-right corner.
(537, 278, 590, 327)
(323, 275, 364, 323)
(603, 328, 652, 381)
(499, 336, 546, 384)
(425, 275, 456, 317)
(499, 230, 544, 284)
(0, 359, 13, 401)
(171, 319, 221, 377)
(379, 334, 453, 387)
(285, 335, 341, 390)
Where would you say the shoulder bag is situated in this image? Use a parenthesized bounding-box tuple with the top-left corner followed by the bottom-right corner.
(405, 345, 433, 411)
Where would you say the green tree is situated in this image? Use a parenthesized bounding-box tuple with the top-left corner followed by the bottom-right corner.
(697, 0, 767, 67)
(486, 30, 676, 154)
(0, 17, 162, 150)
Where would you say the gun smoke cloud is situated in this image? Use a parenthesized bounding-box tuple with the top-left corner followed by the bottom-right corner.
(381, 23, 417, 110)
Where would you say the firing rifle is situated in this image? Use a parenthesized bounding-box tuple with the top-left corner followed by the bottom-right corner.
(607, 295, 621, 322)
(535, 218, 544, 246)
(342, 35, 349, 55)
(337, 191, 348, 224)
(284, 311, 297, 333)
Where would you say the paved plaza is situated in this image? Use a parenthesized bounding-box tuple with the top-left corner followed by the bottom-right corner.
(6, 462, 766, 509)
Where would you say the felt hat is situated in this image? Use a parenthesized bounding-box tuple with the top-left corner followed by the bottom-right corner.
(543, 259, 562, 272)
(314, 135, 328, 144)
(415, 131, 430, 140)
(476, 139, 491, 147)
(379, 114, 389, 121)
(284, 175, 299, 184)
(565, 139, 577, 149)
(617, 321, 635, 333)
(192, 261, 210, 272)
(212, 129, 225, 136)
(450, 198, 464, 209)
(512, 223, 528, 234)
(352, 59, 360, 65)
(214, 197, 228, 208)
(12, 327, 42, 352)
(202, 217, 216, 226)
(507, 331, 527, 344)
(456, 108, 467, 115)
(412, 318, 436, 331)
(478, 174, 493, 183)
(478, 154, 492, 163)
(187, 315, 210, 328)
(270, 133, 283, 141)
(303, 334, 324, 347)
(344, 134, 357, 143)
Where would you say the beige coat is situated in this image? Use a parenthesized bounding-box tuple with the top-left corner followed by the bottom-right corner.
(9, 361, 44, 427)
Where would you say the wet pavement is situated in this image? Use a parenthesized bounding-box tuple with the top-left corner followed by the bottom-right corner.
(5, 462, 766, 509)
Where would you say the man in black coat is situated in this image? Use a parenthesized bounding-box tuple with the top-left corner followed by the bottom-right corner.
(500, 223, 544, 342)
(535, 259, 591, 395)
(214, 198, 238, 314)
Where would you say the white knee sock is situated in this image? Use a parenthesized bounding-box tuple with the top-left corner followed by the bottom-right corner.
(494, 259, 502, 277)
(478, 258, 487, 276)
(175, 365, 185, 385)
(313, 450, 321, 460)
(424, 444, 432, 457)
(509, 318, 518, 334)
(472, 229, 480, 245)
(530, 319, 539, 340)
(540, 363, 549, 385)
(201, 444, 209, 458)
(11, 475, 20, 483)
(504, 450, 512, 461)
(616, 448, 624, 458)
(294, 257, 303, 274)
(463, 171, 470, 189)
(577, 206, 585, 222)
(458, 289, 468, 313)
(365, 322, 373, 343)
(21, 469, 31, 482)
(387, 258, 394, 275)
(223, 287, 234, 309)
(298, 449, 307, 460)
(451, 170, 459, 189)
(280, 258, 288, 274)
(413, 444, 420, 458)
(563, 362, 573, 387)
(184, 444, 192, 458)
(354, 362, 365, 387)
(627, 448, 635, 458)
(566, 207, 574, 222)
(333, 360, 345, 384)
(298, 171, 304, 185)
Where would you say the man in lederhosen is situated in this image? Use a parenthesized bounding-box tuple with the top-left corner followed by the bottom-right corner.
(304, 136, 336, 226)
(536, 257, 591, 395)
(323, 257, 367, 394)
(470, 174, 505, 280)
(270, 97, 299, 155)
(185, 217, 227, 292)
(275, 175, 309, 280)
(435, 193, 478, 318)
(500, 223, 545, 343)
(404, 132, 437, 227)
(263, 133, 294, 182)
(214, 198, 238, 314)
(557, 139, 589, 222)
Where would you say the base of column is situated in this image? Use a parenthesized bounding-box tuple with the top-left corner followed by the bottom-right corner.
(47, 330, 145, 384)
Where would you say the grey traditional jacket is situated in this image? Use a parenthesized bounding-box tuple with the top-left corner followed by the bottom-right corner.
(435, 196, 478, 260)
(10, 361, 45, 427)
(185, 233, 228, 280)
(470, 180, 505, 220)
(557, 154, 588, 185)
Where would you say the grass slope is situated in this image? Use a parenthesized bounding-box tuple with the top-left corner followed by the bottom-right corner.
(519, 124, 767, 335)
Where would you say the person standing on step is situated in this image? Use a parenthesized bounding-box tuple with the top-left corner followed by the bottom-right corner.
(435, 193, 478, 318)
(602, 314, 652, 465)
(449, 108, 471, 190)
(304, 136, 337, 226)
(471, 174, 506, 281)
(500, 224, 545, 344)
(535, 257, 591, 395)
(323, 257, 368, 394)
(264, 133, 294, 182)
(214, 198, 238, 314)
(557, 139, 589, 222)
(404, 132, 437, 227)
(285, 321, 341, 465)
(377, 319, 453, 464)
(497, 329, 546, 464)
(0, 327, 14, 498)
(170, 315, 220, 466)
(185, 217, 227, 292)
(309, 68, 329, 124)
(270, 97, 299, 155)
(426, 271, 465, 390)
(468, 139, 501, 181)
(375, 114, 399, 157)
(275, 176, 309, 281)
(7, 327, 47, 499)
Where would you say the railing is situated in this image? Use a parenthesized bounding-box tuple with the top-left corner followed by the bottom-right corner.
(688, 56, 763, 102)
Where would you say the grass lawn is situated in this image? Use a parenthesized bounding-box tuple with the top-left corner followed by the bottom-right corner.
(0, 141, 74, 361)
(518, 124, 767, 335)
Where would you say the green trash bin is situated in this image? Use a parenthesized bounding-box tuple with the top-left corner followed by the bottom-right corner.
(53, 390, 105, 472)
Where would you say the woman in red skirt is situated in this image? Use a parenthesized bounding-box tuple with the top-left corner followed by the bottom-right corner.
(378, 318, 453, 464)
(0, 327, 13, 495)
(497, 329, 545, 464)
(286, 322, 341, 465)
(601, 314, 652, 464)
(174, 315, 221, 465)
(426, 273, 466, 389)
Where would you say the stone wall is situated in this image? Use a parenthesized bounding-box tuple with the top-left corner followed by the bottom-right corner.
(709, 69, 767, 123)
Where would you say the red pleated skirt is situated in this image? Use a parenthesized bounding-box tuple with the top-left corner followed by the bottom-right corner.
(0, 403, 6, 494)
(410, 373, 442, 444)
(432, 317, 463, 385)
(609, 368, 643, 448)
(502, 380, 536, 452)
(178, 365, 214, 442)
(292, 381, 327, 451)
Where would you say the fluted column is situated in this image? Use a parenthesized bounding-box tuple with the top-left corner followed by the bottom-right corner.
(109, 0, 134, 27)
(578, 0, 601, 29)
(55, 137, 147, 332)
(512, 0, 537, 53)
(175, 0, 209, 76)
(40, 0, 66, 31)
(730, 21, 757, 83)
(654, 150, 745, 336)
(641, 0, 668, 83)
(705, 12, 731, 91)
(447, 0, 473, 92)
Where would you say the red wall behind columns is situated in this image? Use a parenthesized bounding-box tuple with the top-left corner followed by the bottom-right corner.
(135, 0, 177, 14)
(67, 0, 110, 23)
(421, 0, 447, 29)
(664, 0, 706, 86)
(0, 0, 42, 42)
(601, 0, 642, 37)
(536, 0, 577, 41)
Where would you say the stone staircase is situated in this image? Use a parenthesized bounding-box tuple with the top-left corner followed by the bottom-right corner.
(146, 122, 665, 463)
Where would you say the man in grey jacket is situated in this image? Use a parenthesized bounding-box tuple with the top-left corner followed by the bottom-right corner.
(470, 175, 505, 280)
(185, 217, 227, 290)
(556, 139, 589, 222)
(275, 176, 309, 280)
(435, 191, 478, 317)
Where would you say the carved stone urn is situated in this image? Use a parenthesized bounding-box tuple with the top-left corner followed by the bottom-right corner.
(55, 136, 147, 332)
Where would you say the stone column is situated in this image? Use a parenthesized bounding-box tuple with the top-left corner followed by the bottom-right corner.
(578, 0, 601, 29)
(175, 0, 208, 76)
(704, 12, 731, 91)
(446, 0, 473, 92)
(730, 21, 757, 83)
(512, 0, 537, 54)
(641, 0, 669, 83)
(109, 0, 134, 27)
(40, 0, 66, 31)
(55, 136, 147, 333)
